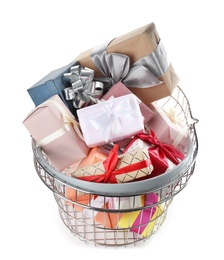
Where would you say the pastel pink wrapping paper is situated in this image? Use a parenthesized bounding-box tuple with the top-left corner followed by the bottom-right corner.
(147, 103, 189, 154)
(23, 94, 89, 171)
(77, 94, 145, 147)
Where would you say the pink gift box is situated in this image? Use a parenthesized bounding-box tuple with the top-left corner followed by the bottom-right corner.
(77, 94, 145, 147)
(147, 103, 189, 154)
(23, 94, 89, 171)
(101, 82, 155, 125)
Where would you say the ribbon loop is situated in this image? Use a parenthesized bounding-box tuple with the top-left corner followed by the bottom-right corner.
(136, 130, 185, 165)
(90, 40, 169, 88)
(63, 65, 105, 108)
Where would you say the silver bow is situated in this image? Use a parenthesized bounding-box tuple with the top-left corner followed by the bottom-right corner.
(91, 40, 169, 88)
(63, 65, 104, 108)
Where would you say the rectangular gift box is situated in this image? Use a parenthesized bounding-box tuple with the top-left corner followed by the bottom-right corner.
(63, 147, 108, 199)
(27, 60, 78, 116)
(147, 103, 189, 154)
(124, 137, 176, 178)
(77, 94, 145, 147)
(75, 22, 179, 106)
(23, 94, 89, 171)
(62, 146, 108, 175)
(71, 147, 153, 183)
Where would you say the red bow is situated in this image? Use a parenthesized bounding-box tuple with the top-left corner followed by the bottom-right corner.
(124, 130, 184, 178)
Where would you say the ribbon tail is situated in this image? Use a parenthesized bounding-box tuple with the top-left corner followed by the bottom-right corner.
(160, 143, 185, 164)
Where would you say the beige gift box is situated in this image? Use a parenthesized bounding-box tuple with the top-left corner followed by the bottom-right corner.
(75, 22, 179, 106)
(71, 148, 153, 183)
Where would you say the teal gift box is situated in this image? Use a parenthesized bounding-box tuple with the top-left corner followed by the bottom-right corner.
(27, 60, 78, 116)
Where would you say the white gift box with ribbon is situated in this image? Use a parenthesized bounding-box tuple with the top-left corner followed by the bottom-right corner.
(77, 94, 145, 147)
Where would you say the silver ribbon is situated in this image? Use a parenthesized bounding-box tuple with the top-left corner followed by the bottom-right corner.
(90, 40, 169, 88)
(63, 65, 104, 108)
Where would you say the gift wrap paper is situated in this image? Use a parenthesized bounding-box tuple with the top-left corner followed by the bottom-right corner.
(23, 94, 89, 171)
(71, 147, 153, 183)
(62, 147, 108, 201)
(118, 193, 163, 237)
(85, 195, 144, 229)
(124, 132, 184, 178)
(77, 94, 144, 147)
(148, 103, 189, 154)
(75, 22, 179, 105)
(62, 147, 108, 174)
(27, 60, 78, 116)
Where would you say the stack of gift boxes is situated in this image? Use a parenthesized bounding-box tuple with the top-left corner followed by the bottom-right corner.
(23, 23, 189, 237)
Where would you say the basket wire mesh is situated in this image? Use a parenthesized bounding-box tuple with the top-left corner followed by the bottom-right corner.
(32, 86, 198, 247)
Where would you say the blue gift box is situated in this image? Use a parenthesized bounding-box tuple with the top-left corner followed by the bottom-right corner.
(27, 60, 79, 117)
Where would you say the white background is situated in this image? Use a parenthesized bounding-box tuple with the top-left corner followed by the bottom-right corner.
(1, 0, 223, 259)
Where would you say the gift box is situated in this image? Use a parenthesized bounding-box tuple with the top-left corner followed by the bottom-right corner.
(63, 147, 108, 200)
(27, 60, 78, 116)
(77, 94, 145, 147)
(118, 193, 163, 237)
(23, 94, 89, 171)
(147, 103, 189, 154)
(65, 185, 93, 211)
(75, 22, 179, 106)
(101, 82, 154, 125)
(124, 131, 184, 178)
(83, 195, 144, 228)
(71, 144, 153, 183)
(62, 146, 108, 175)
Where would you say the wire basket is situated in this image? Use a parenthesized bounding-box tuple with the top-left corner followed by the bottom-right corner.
(32, 86, 198, 247)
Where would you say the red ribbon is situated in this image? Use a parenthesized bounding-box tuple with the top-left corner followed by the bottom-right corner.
(124, 130, 185, 178)
(78, 144, 152, 183)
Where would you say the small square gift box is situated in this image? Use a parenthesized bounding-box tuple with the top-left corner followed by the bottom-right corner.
(118, 193, 163, 237)
(77, 94, 145, 147)
(124, 131, 185, 178)
(75, 22, 179, 106)
(71, 144, 153, 183)
(23, 94, 89, 171)
(147, 103, 189, 154)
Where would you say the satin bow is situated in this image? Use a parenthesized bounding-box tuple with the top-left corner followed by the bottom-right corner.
(91, 40, 169, 88)
(136, 130, 184, 164)
(124, 130, 184, 178)
(63, 65, 104, 108)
